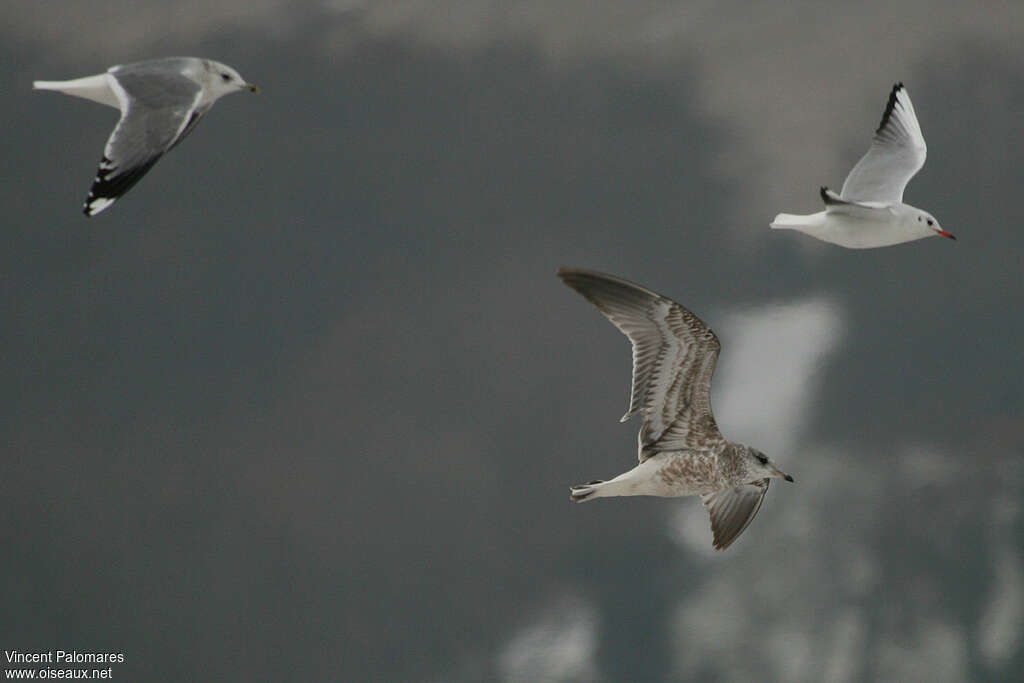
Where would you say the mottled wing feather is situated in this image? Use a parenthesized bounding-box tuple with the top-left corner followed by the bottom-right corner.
(701, 479, 770, 550)
(840, 83, 927, 204)
(84, 65, 205, 215)
(557, 268, 723, 460)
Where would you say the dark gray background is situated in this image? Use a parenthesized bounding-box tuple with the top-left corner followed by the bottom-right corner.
(2, 2, 1022, 680)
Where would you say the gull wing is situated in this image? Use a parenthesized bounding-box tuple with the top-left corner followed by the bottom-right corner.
(558, 268, 724, 461)
(701, 479, 770, 550)
(819, 185, 891, 219)
(84, 64, 205, 215)
(840, 83, 927, 204)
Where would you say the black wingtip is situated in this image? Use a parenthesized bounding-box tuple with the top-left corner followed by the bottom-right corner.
(81, 155, 161, 217)
(820, 186, 841, 205)
(877, 82, 906, 134)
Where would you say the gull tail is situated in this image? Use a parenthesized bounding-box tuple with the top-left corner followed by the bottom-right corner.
(570, 480, 607, 502)
(33, 74, 119, 108)
(770, 212, 818, 230)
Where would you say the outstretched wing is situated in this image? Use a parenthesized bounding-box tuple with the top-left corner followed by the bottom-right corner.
(701, 479, 770, 550)
(840, 83, 927, 204)
(84, 65, 205, 215)
(558, 268, 724, 460)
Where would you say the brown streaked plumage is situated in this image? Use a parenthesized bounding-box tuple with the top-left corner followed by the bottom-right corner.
(558, 268, 794, 550)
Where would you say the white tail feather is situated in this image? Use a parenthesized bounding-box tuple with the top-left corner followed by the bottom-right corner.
(33, 74, 120, 109)
(770, 213, 818, 230)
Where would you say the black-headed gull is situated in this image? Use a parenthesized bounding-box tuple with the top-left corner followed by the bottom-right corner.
(771, 83, 954, 248)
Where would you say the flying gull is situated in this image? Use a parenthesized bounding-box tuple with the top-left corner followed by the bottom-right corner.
(559, 268, 793, 551)
(34, 57, 259, 216)
(771, 83, 955, 248)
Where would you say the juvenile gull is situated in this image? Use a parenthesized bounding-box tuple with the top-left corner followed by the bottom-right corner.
(771, 83, 955, 248)
(559, 268, 793, 551)
(34, 57, 259, 216)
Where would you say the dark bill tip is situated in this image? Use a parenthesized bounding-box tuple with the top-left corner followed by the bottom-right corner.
(784, 474, 794, 483)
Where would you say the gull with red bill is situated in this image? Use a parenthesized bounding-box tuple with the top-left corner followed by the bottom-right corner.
(771, 83, 955, 248)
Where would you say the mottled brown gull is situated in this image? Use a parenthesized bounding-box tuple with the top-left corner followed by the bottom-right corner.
(558, 268, 793, 550)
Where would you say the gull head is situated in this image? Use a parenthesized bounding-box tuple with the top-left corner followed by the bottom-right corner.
(912, 209, 955, 241)
(746, 447, 794, 483)
(203, 60, 260, 98)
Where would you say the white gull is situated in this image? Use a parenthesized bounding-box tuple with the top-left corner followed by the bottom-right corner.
(771, 83, 955, 248)
(34, 57, 258, 216)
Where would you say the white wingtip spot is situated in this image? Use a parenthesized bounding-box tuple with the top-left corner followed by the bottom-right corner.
(85, 197, 115, 216)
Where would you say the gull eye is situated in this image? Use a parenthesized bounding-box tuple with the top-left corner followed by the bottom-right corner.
(221, 73, 231, 82)
(917, 216, 922, 222)
(927, 219, 934, 226)
(756, 454, 768, 465)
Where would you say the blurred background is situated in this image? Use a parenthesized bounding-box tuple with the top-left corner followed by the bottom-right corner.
(2, 1, 1022, 680)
